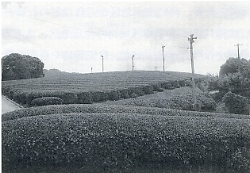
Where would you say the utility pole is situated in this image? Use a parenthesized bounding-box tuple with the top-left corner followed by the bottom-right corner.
(188, 34, 197, 110)
(162, 45, 165, 71)
(101, 55, 104, 72)
(132, 55, 135, 71)
(234, 43, 242, 59)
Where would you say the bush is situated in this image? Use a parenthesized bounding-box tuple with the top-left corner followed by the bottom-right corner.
(119, 89, 130, 99)
(108, 90, 121, 101)
(3, 103, 250, 122)
(2, 113, 250, 172)
(142, 85, 154, 94)
(76, 92, 93, 104)
(31, 97, 63, 106)
(118, 93, 216, 112)
(222, 91, 249, 115)
(127, 87, 144, 98)
(152, 83, 164, 92)
(58, 92, 77, 104)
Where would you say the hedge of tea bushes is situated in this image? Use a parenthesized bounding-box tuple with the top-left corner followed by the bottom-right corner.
(2, 113, 250, 172)
(30, 97, 63, 106)
(2, 103, 250, 122)
(111, 93, 216, 112)
(2, 79, 195, 107)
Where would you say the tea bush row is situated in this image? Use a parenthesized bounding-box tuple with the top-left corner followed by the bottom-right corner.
(2, 113, 250, 172)
(2, 79, 194, 107)
(3, 104, 250, 122)
(112, 93, 216, 112)
(31, 97, 63, 106)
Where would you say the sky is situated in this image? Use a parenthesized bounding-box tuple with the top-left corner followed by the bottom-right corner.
(2, 1, 250, 75)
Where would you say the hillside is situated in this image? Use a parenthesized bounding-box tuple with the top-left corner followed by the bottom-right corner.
(2, 71, 205, 107)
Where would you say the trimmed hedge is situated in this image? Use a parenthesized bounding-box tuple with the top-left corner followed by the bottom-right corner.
(113, 93, 216, 112)
(31, 97, 63, 106)
(3, 104, 250, 122)
(2, 113, 250, 172)
(2, 79, 204, 107)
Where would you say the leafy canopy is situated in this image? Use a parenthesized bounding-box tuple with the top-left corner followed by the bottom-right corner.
(2, 53, 44, 81)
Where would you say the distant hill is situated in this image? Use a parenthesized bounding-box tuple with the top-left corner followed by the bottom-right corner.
(43, 69, 81, 77)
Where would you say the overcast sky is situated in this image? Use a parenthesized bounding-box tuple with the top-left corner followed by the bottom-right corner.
(2, 1, 250, 75)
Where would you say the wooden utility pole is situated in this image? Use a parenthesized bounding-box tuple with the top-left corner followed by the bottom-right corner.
(132, 55, 135, 71)
(101, 55, 104, 72)
(162, 45, 165, 71)
(188, 34, 197, 109)
(235, 43, 242, 59)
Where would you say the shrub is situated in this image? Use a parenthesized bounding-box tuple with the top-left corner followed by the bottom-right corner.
(142, 85, 154, 94)
(3, 104, 250, 122)
(108, 90, 121, 101)
(222, 91, 249, 115)
(76, 92, 93, 104)
(117, 93, 216, 112)
(31, 97, 63, 106)
(161, 81, 174, 89)
(2, 113, 250, 172)
(119, 89, 130, 99)
(127, 87, 144, 97)
(58, 92, 77, 104)
(152, 83, 164, 92)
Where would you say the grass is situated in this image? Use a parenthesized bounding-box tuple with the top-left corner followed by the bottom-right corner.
(2, 112, 250, 173)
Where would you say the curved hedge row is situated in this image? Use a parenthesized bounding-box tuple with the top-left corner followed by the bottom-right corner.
(31, 97, 63, 106)
(2, 79, 194, 107)
(3, 104, 250, 122)
(2, 113, 250, 172)
(115, 93, 216, 112)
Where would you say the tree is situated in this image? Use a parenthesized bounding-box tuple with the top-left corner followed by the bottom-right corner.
(218, 57, 250, 97)
(2, 53, 44, 81)
(222, 91, 249, 115)
(219, 57, 250, 77)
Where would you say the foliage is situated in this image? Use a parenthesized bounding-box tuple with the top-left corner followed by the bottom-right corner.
(2, 53, 44, 81)
(4, 104, 250, 122)
(218, 58, 250, 97)
(2, 71, 205, 107)
(31, 97, 63, 106)
(109, 87, 216, 112)
(222, 91, 249, 115)
(2, 112, 250, 172)
(219, 57, 250, 77)
(205, 73, 219, 91)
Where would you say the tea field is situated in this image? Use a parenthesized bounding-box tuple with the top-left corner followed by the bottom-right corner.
(2, 104, 250, 173)
(2, 71, 250, 172)
(2, 71, 204, 106)
(2, 71, 200, 92)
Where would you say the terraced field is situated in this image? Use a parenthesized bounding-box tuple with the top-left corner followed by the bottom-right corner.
(2, 71, 250, 173)
(2, 71, 202, 92)
(2, 71, 204, 107)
